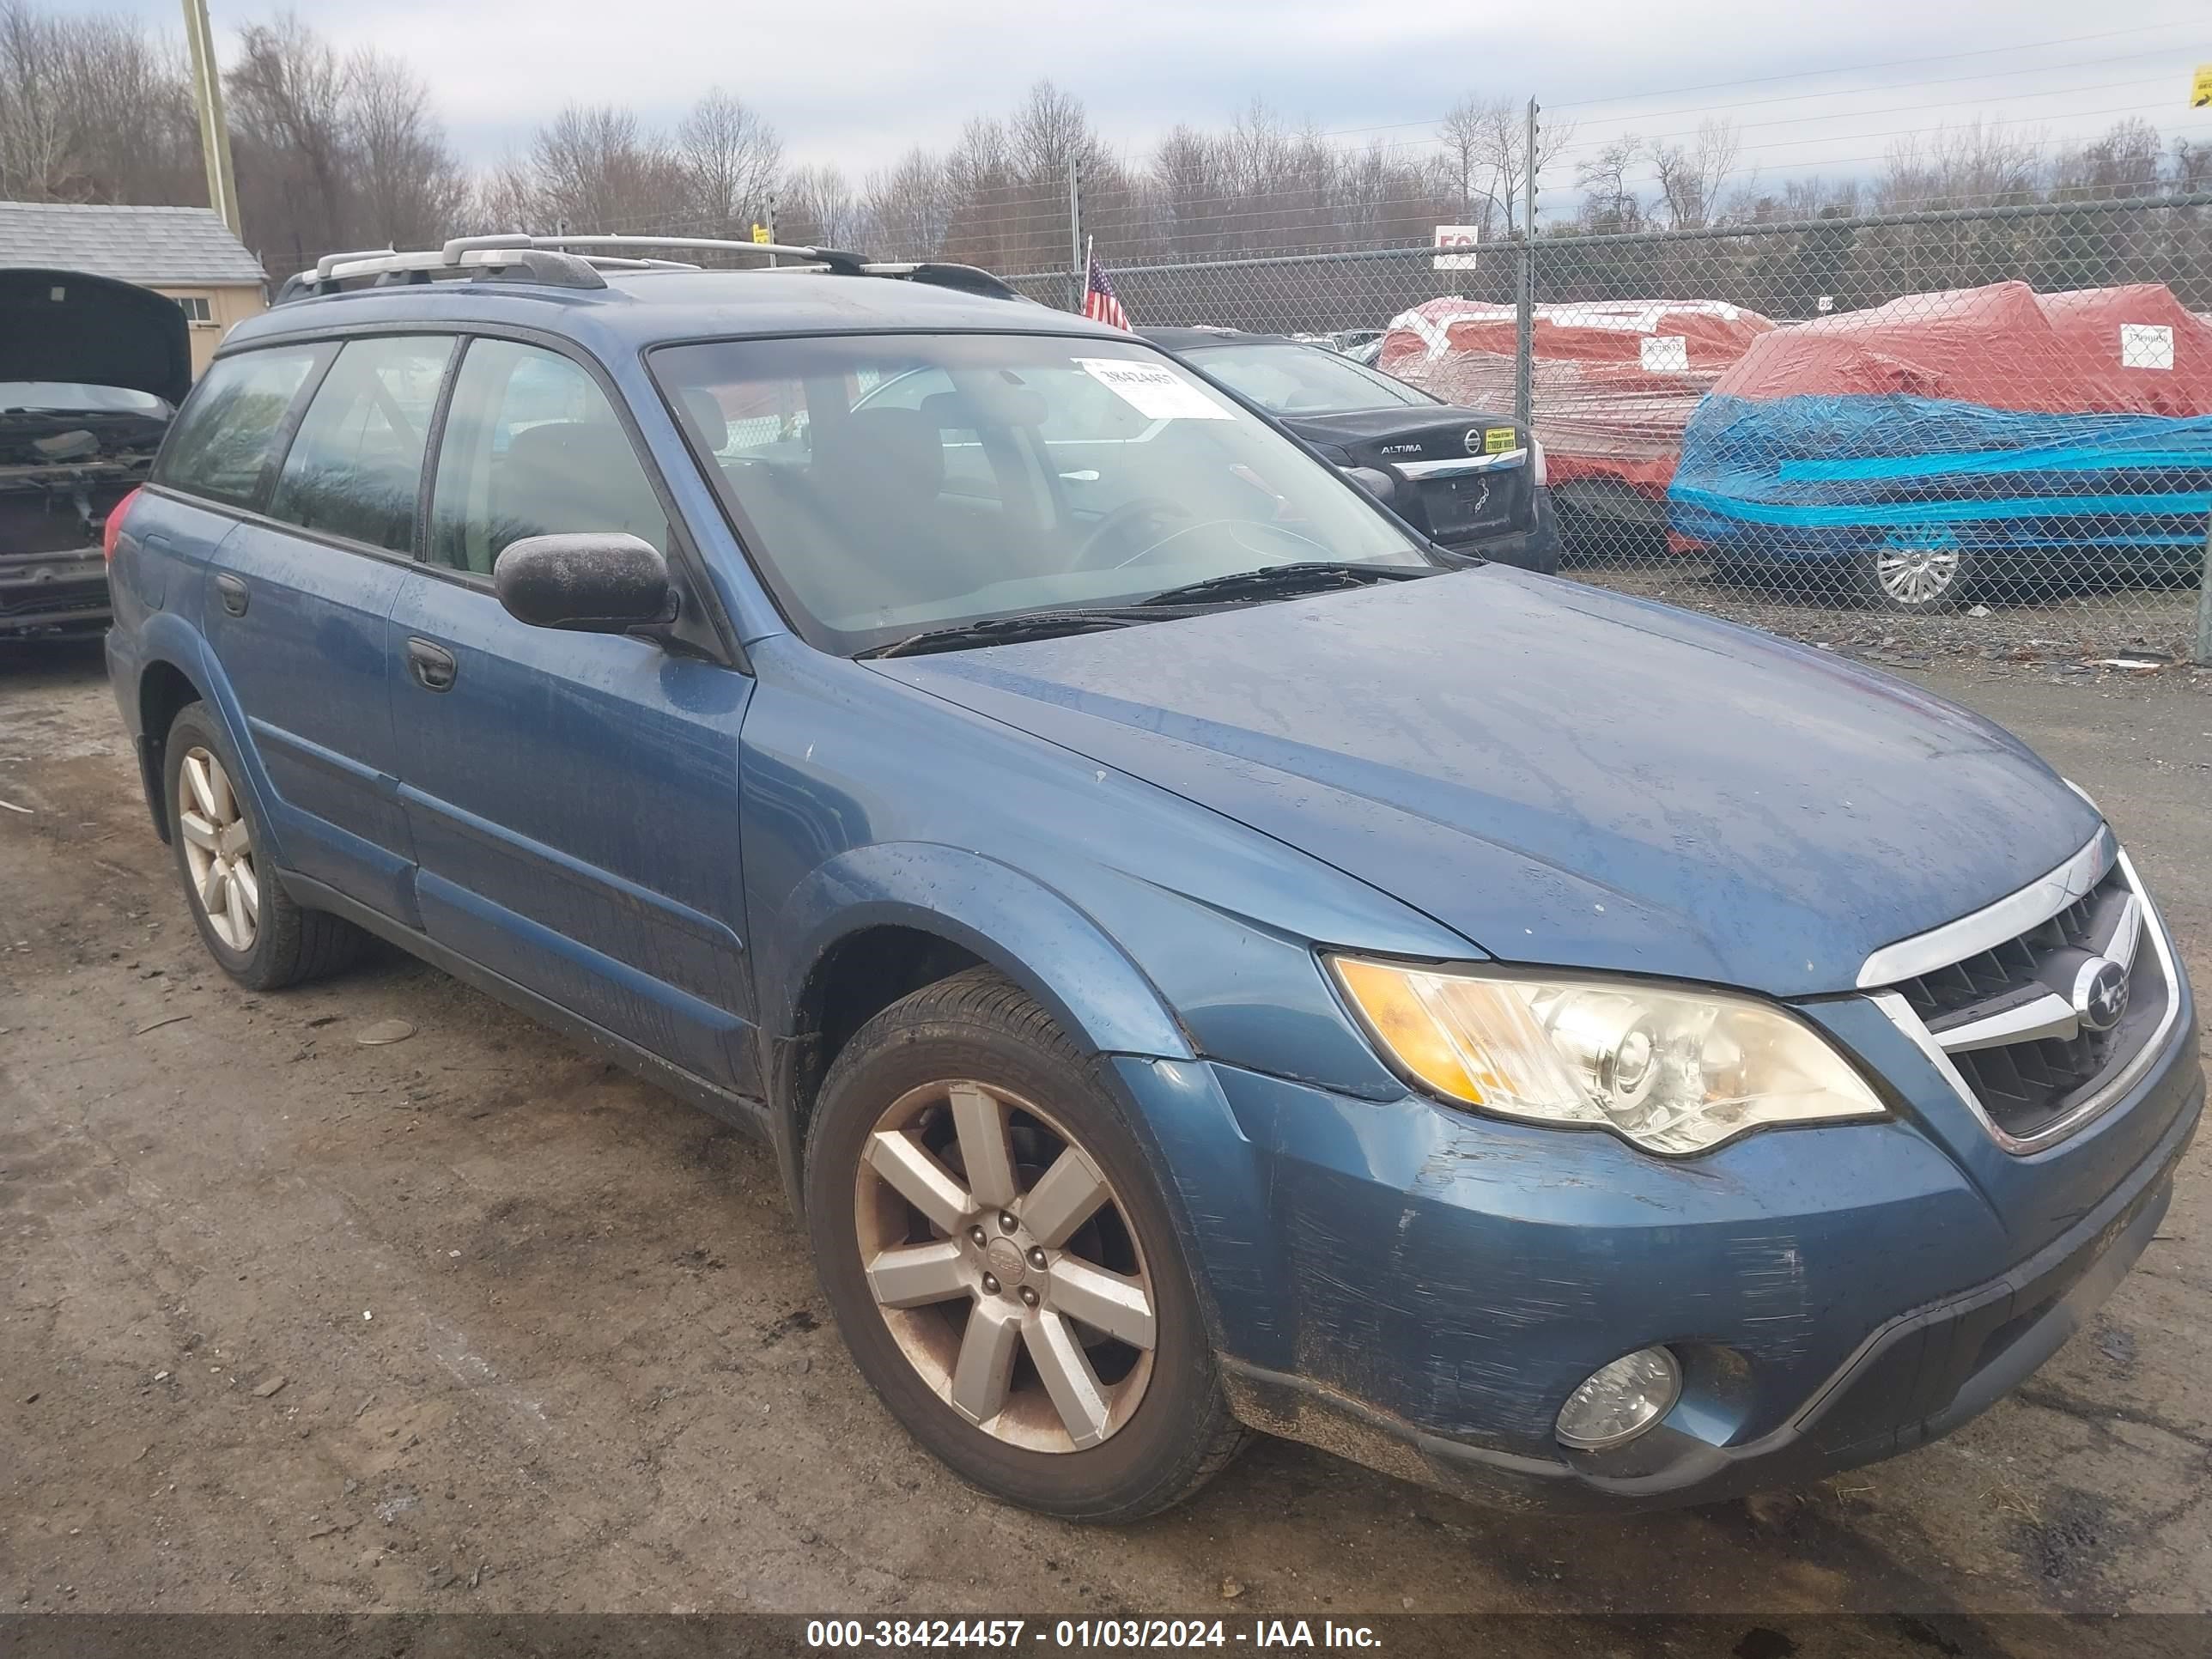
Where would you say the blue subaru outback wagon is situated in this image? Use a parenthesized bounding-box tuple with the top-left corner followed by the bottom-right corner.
(103, 235, 2200, 1522)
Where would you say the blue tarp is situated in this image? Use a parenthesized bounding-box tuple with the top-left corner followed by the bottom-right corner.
(1667, 395, 2212, 563)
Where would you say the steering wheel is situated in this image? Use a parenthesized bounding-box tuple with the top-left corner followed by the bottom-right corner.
(1071, 498, 1195, 570)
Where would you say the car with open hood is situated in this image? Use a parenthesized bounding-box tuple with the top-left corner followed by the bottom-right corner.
(1143, 326, 1560, 574)
(102, 234, 2198, 1522)
(1, 268, 190, 639)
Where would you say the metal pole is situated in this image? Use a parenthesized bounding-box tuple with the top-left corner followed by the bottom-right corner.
(766, 196, 778, 269)
(1068, 157, 1084, 313)
(1515, 97, 1537, 428)
(2194, 513, 2212, 665)
(179, 0, 240, 240)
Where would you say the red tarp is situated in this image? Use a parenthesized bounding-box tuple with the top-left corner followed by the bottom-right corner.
(1711, 281, 2212, 415)
(1376, 298, 1776, 495)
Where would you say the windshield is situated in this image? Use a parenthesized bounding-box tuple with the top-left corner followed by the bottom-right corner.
(652, 332, 1428, 654)
(1180, 341, 1434, 416)
(0, 381, 172, 416)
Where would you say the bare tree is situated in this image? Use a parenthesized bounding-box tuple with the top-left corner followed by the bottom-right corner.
(867, 146, 954, 259)
(1434, 94, 1574, 236)
(226, 13, 355, 260)
(779, 161, 865, 249)
(1647, 118, 1741, 228)
(346, 49, 467, 246)
(517, 103, 686, 234)
(676, 88, 781, 237)
(1573, 135, 1644, 232)
(0, 2, 197, 205)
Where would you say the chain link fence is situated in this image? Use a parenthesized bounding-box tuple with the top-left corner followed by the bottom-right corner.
(1012, 193, 2212, 665)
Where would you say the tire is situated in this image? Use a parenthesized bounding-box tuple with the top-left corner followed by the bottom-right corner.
(804, 967, 1246, 1522)
(1851, 544, 1976, 613)
(164, 702, 365, 991)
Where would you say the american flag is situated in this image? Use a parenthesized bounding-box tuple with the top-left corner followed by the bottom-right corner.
(1081, 238, 1131, 331)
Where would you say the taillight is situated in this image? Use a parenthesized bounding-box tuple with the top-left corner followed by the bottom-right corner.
(102, 486, 142, 563)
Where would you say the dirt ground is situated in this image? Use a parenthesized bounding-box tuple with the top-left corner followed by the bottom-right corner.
(3, 637, 2209, 1627)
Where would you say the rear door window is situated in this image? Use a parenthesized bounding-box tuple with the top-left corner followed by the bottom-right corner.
(268, 336, 455, 553)
(155, 345, 324, 508)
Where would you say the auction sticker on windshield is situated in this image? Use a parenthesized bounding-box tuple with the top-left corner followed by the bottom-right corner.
(1077, 357, 1232, 420)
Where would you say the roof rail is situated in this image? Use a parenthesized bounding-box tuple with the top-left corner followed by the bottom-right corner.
(530, 233, 869, 276)
(272, 233, 1031, 306)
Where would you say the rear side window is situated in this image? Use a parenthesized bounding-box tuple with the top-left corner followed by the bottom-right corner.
(268, 336, 453, 553)
(156, 345, 322, 507)
(427, 339, 668, 577)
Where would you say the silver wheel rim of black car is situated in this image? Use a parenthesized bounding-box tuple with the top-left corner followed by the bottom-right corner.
(853, 1079, 1158, 1452)
(177, 745, 259, 953)
(1873, 547, 1963, 607)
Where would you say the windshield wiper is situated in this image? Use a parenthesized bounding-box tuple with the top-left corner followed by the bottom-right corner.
(1137, 561, 1437, 609)
(857, 609, 1160, 660)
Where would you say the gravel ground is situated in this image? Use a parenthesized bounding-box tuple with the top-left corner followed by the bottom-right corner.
(1571, 555, 2203, 665)
(1, 637, 2207, 1635)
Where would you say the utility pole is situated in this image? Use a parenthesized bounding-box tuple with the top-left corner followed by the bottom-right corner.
(1515, 97, 1538, 427)
(2193, 513, 2211, 665)
(1065, 159, 1085, 312)
(179, 0, 240, 240)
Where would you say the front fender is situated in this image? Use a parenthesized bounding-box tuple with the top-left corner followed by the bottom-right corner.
(763, 840, 1195, 1064)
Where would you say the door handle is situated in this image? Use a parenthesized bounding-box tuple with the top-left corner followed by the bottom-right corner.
(214, 573, 248, 617)
(405, 636, 458, 693)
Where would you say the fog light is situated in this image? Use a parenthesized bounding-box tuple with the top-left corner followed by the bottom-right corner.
(1555, 1346, 1681, 1450)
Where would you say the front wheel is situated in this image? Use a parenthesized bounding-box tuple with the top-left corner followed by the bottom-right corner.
(1854, 544, 1975, 612)
(804, 968, 1245, 1522)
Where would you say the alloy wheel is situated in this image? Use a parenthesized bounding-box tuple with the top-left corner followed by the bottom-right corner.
(178, 746, 259, 953)
(853, 1079, 1157, 1452)
(1873, 547, 1962, 608)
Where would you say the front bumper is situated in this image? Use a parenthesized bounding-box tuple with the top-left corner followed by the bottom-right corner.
(1, 547, 111, 638)
(1139, 1003, 2200, 1513)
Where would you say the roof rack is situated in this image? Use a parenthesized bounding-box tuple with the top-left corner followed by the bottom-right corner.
(273, 233, 1029, 305)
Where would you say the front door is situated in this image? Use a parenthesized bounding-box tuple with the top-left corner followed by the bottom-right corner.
(390, 336, 756, 1091)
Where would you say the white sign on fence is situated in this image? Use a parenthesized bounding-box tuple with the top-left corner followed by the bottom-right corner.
(1432, 225, 1480, 270)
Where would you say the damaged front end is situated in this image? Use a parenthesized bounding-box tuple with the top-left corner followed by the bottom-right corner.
(1, 401, 165, 637)
(1, 268, 191, 640)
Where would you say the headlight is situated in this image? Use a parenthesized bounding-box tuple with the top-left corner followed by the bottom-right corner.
(1329, 957, 1886, 1155)
(1529, 437, 1547, 488)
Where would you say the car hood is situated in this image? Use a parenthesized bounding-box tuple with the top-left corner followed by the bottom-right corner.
(0, 268, 193, 407)
(872, 568, 2100, 997)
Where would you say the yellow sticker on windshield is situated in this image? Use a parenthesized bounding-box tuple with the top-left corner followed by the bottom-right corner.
(1484, 427, 1516, 453)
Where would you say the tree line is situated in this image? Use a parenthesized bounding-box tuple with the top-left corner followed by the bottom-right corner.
(2, 0, 2204, 321)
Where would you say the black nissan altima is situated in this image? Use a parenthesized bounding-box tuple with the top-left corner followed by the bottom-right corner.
(1143, 327, 1559, 573)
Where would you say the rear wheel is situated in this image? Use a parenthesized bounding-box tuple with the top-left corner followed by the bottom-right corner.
(163, 702, 365, 990)
(805, 968, 1245, 1521)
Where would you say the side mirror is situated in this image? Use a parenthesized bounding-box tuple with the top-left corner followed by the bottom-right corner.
(492, 533, 675, 632)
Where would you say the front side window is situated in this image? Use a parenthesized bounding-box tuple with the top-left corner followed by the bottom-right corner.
(1181, 341, 1434, 415)
(428, 339, 668, 577)
(654, 332, 1425, 654)
(267, 335, 453, 553)
(156, 345, 323, 508)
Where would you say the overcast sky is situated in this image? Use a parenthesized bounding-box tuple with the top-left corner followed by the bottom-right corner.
(54, 0, 2212, 191)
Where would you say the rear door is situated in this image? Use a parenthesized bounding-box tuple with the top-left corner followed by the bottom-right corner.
(388, 335, 756, 1091)
(191, 333, 455, 921)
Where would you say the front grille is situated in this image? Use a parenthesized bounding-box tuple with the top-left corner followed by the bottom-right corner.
(1887, 860, 2169, 1145)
